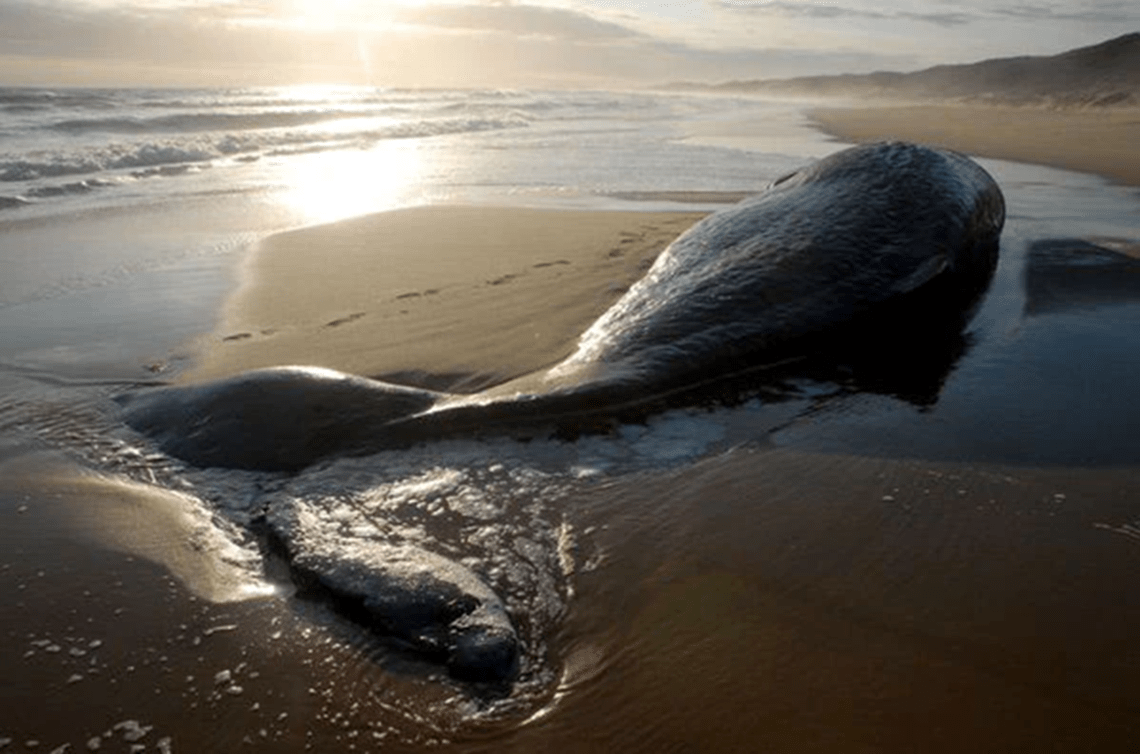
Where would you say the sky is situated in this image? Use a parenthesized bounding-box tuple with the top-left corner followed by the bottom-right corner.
(0, 0, 1136, 88)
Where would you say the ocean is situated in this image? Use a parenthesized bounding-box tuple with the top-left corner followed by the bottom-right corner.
(0, 85, 824, 222)
(3, 86, 1140, 752)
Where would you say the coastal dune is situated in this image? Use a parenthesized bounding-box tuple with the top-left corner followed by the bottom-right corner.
(704, 31, 1140, 108)
(695, 30, 1140, 188)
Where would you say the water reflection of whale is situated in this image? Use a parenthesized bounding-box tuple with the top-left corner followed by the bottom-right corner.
(117, 141, 1005, 684)
(1024, 239, 1140, 317)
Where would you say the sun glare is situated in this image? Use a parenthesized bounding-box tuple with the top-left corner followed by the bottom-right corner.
(278, 140, 427, 226)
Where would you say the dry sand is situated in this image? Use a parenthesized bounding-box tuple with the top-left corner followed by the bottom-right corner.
(186, 206, 706, 391)
(809, 104, 1140, 187)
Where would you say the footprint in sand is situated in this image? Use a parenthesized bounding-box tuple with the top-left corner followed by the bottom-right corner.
(221, 332, 253, 342)
(223, 328, 278, 342)
(324, 312, 367, 328)
(487, 274, 518, 286)
(533, 260, 571, 269)
(394, 289, 439, 302)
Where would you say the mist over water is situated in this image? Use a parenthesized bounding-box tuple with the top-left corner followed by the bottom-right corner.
(2, 86, 1140, 751)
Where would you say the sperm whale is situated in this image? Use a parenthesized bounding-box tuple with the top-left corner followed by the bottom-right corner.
(117, 141, 1006, 683)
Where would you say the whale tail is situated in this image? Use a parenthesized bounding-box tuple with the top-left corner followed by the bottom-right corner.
(117, 366, 444, 472)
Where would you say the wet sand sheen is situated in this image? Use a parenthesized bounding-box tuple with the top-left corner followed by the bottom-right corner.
(9, 447, 1140, 752)
(507, 450, 1140, 753)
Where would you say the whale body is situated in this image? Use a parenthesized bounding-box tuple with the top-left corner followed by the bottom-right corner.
(117, 141, 1006, 683)
(122, 141, 1005, 470)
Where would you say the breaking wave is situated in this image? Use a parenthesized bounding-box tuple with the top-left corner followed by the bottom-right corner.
(48, 108, 394, 135)
(0, 86, 545, 216)
(0, 194, 31, 210)
(0, 114, 530, 184)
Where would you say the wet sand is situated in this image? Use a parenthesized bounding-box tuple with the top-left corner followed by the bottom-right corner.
(8, 448, 1140, 752)
(809, 104, 1140, 187)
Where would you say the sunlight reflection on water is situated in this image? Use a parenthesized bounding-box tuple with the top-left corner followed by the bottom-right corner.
(278, 139, 428, 225)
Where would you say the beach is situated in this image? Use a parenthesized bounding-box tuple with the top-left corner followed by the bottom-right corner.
(810, 103, 1140, 187)
(3, 88, 1140, 751)
(189, 206, 707, 388)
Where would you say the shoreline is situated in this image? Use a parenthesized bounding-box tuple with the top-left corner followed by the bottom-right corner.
(808, 103, 1140, 188)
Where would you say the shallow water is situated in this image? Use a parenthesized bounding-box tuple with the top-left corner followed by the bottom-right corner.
(3, 88, 1140, 751)
(775, 160, 1140, 467)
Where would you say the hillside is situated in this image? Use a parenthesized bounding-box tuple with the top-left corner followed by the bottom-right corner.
(690, 33, 1140, 108)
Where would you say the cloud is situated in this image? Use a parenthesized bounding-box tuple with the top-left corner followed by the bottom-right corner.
(4, 0, 1130, 88)
(992, 2, 1138, 23)
(393, 2, 642, 42)
(0, 1, 968, 87)
(0, 1, 373, 84)
(713, 0, 1140, 28)
(711, 1, 975, 27)
(649, 40, 920, 81)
